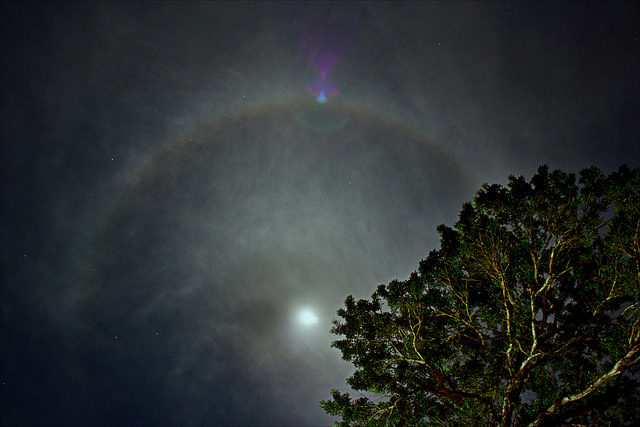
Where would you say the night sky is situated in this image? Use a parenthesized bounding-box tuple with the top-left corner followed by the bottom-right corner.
(1, 2, 638, 426)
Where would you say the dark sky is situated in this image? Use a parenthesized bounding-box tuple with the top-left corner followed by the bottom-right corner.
(1, 2, 638, 426)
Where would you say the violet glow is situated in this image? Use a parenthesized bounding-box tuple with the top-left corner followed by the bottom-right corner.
(293, 3, 360, 103)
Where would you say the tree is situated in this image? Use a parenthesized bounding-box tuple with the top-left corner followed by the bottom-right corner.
(321, 165, 640, 426)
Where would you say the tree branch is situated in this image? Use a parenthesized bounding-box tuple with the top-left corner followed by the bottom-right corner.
(527, 344, 639, 427)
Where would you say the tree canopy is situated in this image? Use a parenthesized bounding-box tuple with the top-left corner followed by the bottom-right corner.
(321, 165, 640, 426)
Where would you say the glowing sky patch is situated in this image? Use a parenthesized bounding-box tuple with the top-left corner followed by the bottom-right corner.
(80, 99, 477, 427)
(298, 309, 319, 325)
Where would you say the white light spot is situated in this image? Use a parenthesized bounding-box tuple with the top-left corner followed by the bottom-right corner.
(298, 309, 319, 326)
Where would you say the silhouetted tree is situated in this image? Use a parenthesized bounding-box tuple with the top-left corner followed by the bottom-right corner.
(322, 165, 639, 426)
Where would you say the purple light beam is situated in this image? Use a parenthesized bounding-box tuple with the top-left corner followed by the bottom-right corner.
(293, 3, 360, 103)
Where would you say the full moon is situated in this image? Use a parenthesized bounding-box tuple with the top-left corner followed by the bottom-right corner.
(298, 309, 319, 326)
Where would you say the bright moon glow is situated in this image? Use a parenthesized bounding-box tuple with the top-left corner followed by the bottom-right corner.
(298, 309, 319, 325)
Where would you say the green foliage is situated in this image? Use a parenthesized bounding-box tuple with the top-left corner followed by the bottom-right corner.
(321, 165, 640, 426)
